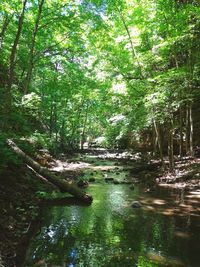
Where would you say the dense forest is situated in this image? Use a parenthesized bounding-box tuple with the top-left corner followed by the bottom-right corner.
(1, 0, 200, 161)
(0, 0, 200, 266)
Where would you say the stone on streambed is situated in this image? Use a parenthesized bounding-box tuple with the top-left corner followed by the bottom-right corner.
(77, 180, 89, 187)
(131, 201, 142, 208)
(105, 177, 114, 182)
(113, 179, 120, 184)
(129, 184, 135, 190)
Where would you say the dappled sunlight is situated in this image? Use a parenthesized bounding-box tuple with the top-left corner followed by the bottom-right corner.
(187, 190, 200, 197)
(25, 157, 200, 267)
(145, 205, 156, 212)
(26, 181, 200, 266)
(1, 0, 200, 266)
(158, 158, 200, 190)
(50, 159, 91, 172)
(161, 208, 174, 216)
(145, 251, 186, 267)
(152, 199, 166, 205)
(138, 186, 200, 220)
(174, 231, 191, 239)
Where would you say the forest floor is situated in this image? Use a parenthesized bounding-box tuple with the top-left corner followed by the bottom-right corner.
(50, 149, 200, 191)
(0, 149, 200, 266)
(156, 157, 200, 190)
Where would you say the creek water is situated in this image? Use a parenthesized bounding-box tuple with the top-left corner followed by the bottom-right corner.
(24, 157, 200, 267)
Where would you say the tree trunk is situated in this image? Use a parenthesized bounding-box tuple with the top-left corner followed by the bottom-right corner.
(69, 99, 84, 149)
(0, 13, 13, 50)
(6, 139, 93, 204)
(185, 102, 193, 156)
(8, 0, 27, 91)
(189, 103, 193, 156)
(168, 115, 175, 172)
(3, 0, 27, 129)
(179, 106, 184, 157)
(116, 6, 144, 79)
(24, 0, 45, 94)
(152, 123, 158, 157)
(80, 103, 89, 150)
(185, 104, 189, 155)
(153, 119, 165, 169)
(60, 119, 65, 149)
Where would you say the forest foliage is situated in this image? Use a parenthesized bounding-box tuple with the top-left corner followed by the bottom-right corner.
(0, 0, 200, 170)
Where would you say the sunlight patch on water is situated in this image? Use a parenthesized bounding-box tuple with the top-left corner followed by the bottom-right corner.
(25, 158, 200, 267)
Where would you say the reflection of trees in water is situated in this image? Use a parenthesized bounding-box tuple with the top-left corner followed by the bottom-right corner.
(27, 217, 74, 266)
(26, 185, 130, 266)
(122, 203, 198, 266)
(26, 184, 200, 267)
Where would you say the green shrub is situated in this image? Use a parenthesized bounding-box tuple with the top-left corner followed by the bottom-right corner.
(0, 134, 21, 171)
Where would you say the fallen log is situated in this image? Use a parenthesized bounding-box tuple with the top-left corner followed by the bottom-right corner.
(6, 139, 93, 204)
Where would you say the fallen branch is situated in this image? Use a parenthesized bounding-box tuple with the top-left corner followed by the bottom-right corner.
(7, 139, 93, 204)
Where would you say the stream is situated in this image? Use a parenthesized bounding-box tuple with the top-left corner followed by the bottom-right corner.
(24, 154, 200, 267)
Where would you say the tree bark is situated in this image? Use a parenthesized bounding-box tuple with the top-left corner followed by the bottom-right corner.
(116, 6, 144, 79)
(80, 102, 89, 150)
(189, 102, 193, 156)
(152, 123, 158, 157)
(185, 103, 189, 154)
(185, 102, 193, 156)
(0, 13, 13, 50)
(168, 115, 175, 172)
(179, 106, 184, 157)
(3, 0, 27, 129)
(8, 0, 27, 89)
(153, 119, 165, 169)
(24, 0, 45, 94)
(6, 139, 93, 204)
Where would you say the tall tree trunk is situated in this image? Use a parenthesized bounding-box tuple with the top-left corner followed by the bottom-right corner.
(24, 0, 45, 94)
(0, 13, 13, 50)
(189, 102, 193, 156)
(187, 44, 194, 156)
(49, 101, 54, 138)
(168, 115, 175, 172)
(153, 119, 165, 169)
(185, 103, 190, 155)
(80, 103, 89, 150)
(4, 0, 27, 129)
(185, 102, 193, 157)
(7, 139, 93, 203)
(60, 119, 65, 149)
(69, 100, 84, 149)
(179, 106, 184, 157)
(152, 123, 158, 157)
(116, 6, 144, 78)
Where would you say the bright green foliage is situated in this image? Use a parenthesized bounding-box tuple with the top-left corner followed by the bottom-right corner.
(0, 0, 200, 158)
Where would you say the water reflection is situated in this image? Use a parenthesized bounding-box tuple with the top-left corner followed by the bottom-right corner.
(25, 183, 200, 267)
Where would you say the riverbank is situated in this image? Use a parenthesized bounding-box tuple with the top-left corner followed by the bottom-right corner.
(158, 157, 200, 190)
(0, 152, 84, 267)
(0, 164, 47, 267)
(0, 150, 200, 266)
